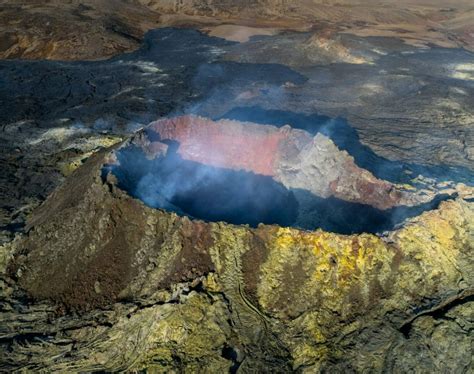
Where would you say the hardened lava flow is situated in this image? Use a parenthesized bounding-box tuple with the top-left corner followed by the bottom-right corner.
(4, 116, 474, 372)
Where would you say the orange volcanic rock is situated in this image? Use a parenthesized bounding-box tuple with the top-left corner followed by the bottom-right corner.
(148, 115, 291, 176)
(138, 115, 414, 210)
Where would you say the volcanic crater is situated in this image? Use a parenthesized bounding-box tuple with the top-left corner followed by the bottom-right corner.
(104, 115, 453, 234)
(2, 3, 474, 372)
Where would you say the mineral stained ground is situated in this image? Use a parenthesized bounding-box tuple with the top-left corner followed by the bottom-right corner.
(1, 1, 473, 372)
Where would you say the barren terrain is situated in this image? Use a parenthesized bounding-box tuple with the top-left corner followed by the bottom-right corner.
(0, 1, 473, 372)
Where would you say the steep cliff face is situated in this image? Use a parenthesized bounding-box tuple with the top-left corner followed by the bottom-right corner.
(141, 116, 427, 210)
(2, 117, 473, 372)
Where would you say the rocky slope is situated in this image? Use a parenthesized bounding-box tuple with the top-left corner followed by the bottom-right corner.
(1, 117, 473, 371)
(1, 120, 473, 371)
(1, 0, 473, 60)
(0, 2, 473, 372)
(138, 115, 426, 210)
(0, 0, 161, 60)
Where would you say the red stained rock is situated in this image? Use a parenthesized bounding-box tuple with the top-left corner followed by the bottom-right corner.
(140, 115, 410, 210)
(149, 115, 293, 176)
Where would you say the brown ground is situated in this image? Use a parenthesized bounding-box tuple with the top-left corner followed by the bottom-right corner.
(204, 25, 279, 43)
(1, 0, 473, 60)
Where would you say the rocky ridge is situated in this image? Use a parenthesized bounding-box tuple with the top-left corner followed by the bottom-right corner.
(141, 115, 430, 210)
(0, 2, 473, 372)
(1, 117, 473, 371)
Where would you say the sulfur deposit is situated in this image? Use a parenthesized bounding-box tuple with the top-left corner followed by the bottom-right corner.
(2, 117, 473, 372)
